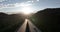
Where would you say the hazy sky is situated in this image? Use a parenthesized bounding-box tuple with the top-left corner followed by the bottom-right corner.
(0, 0, 60, 14)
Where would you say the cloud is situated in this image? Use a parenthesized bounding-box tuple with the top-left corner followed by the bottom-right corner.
(0, 0, 34, 9)
(15, 3, 32, 7)
(0, 3, 15, 8)
(37, 0, 39, 1)
(0, 2, 32, 9)
(27, 1, 34, 3)
(0, 0, 39, 8)
(0, 0, 7, 2)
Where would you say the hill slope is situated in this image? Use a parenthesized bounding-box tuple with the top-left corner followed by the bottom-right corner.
(30, 8, 60, 32)
(0, 12, 25, 32)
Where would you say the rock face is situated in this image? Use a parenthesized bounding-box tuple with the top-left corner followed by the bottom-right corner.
(0, 12, 25, 32)
(30, 8, 60, 32)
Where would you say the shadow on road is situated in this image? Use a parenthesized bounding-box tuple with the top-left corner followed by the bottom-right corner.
(25, 22, 30, 32)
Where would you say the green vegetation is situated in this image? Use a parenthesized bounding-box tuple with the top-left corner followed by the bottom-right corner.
(0, 13, 25, 32)
(29, 8, 60, 32)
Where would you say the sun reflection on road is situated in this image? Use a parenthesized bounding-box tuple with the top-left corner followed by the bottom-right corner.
(25, 19, 28, 22)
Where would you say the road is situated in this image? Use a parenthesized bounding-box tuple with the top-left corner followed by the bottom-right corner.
(17, 19, 41, 32)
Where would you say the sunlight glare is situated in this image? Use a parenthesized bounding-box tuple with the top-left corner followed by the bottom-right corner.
(21, 6, 33, 15)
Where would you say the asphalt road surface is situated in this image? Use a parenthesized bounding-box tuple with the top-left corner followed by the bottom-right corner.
(17, 19, 41, 32)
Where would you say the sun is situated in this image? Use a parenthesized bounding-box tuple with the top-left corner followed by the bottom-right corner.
(21, 6, 33, 15)
(17, 3, 33, 15)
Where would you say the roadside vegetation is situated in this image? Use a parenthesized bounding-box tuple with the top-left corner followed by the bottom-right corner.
(29, 8, 60, 32)
(0, 13, 25, 32)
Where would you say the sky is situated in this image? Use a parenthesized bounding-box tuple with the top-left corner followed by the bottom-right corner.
(0, 0, 60, 14)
